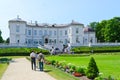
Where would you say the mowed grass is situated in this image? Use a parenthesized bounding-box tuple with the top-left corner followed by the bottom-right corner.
(0, 63, 8, 79)
(44, 65, 79, 80)
(46, 54, 120, 79)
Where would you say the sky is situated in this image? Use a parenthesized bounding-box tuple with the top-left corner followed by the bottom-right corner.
(0, 0, 120, 40)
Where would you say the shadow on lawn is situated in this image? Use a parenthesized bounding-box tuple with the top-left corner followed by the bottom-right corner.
(44, 69, 52, 72)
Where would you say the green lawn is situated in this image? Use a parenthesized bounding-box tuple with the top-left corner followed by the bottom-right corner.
(44, 65, 79, 80)
(0, 63, 8, 79)
(46, 54, 120, 79)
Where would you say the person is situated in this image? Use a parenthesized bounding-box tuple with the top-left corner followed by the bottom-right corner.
(51, 46, 55, 55)
(30, 51, 36, 70)
(36, 52, 39, 69)
(37, 52, 44, 71)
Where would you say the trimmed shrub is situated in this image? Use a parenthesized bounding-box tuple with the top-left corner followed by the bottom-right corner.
(0, 48, 50, 56)
(0, 57, 12, 63)
(86, 57, 99, 79)
(72, 46, 120, 53)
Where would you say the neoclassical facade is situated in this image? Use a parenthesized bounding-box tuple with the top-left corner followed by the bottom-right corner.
(9, 17, 96, 49)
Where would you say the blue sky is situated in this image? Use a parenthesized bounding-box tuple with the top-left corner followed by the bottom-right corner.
(0, 0, 120, 40)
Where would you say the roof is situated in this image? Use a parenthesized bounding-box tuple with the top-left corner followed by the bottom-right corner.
(9, 17, 84, 28)
(27, 20, 83, 28)
(27, 23, 69, 28)
(70, 20, 83, 25)
(9, 16, 26, 22)
(83, 27, 94, 32)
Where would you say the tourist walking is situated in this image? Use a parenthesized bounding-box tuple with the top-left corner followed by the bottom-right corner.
(37, 53, 44, 71)
(36, 52, 39, 69)
(30, 51, 36, 70)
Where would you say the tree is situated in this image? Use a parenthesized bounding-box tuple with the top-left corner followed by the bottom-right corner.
(0, 30, 4, 43)
(6, 37, 9, 43)
(89, 17, 120, 42)
(86, 57, 99, 79)
(89, 22, 98, 31)
(104, 17, 120, 42)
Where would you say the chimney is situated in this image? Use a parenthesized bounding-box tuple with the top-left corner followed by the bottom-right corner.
(35, 21, 38, 26)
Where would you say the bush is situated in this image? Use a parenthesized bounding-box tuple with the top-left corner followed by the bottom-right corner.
(75, 66, 85, 76)
(0, 48, 50, 56)
(51, 60, 56, 65)
(72, 46, 120, 53)
(86, 57, 99, 79)
(0, 57, 12, 63)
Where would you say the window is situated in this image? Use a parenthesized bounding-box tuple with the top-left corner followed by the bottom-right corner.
(44, 30, 47, 35)
(76, 28, 79, 33)
(39, 39, 42, 44)
(65, 30, 67, 35)
(28, 30, 31, 35)
(65, 39, 68, 44)
(60, 30, 62, 36)
(16, 35, 20, 43)
(76, 36, 80, 43)
(33, 39, 38, 44)
(90, 38, 93, 43)
(54, 31, 56, 36)
(49, 39, 52, 43)
(16, 25, 20, 32)
(34, 30, 37, 35)
(28, 39, 32, 44)
(54, 39, 56, 43)
(49, 30, 52, 36)
(39, 30, 43, 35)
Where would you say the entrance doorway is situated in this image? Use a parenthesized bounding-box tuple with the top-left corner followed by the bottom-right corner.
(45, 38, 48, 44)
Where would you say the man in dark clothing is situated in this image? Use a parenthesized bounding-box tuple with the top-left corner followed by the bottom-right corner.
(30, 51, 36, 70)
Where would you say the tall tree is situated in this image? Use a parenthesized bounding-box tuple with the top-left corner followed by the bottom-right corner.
(89, 22, 98, 31)
(104, 17, 120, 42)
(89, 17, 120, 42)
(0, 30, 4, 43)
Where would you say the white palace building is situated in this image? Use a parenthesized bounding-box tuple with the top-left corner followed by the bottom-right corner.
(9, 17, 96, 50)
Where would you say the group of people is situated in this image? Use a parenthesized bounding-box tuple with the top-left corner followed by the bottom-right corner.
(30, 51, 44, 71)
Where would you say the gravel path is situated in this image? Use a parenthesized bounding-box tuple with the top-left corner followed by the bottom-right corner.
(1, 58, 56, 80)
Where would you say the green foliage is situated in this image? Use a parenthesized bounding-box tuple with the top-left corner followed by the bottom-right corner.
(46, 54, 120, 79)
(90, 17, 120, 42)
(0, 48, 50, 56)
(86, 57, 99, 79)
(89, 22, 98, 31)
(51, 60, 56, 65)
(0, 30, 4, 43)
(72, 46, 120, 53)
(0, 58, 12, 62)
(95, 75, 115, 80)
(75, 66, 85, 75)
(44, 65, 79, 80)
(0, 63, 8, 79)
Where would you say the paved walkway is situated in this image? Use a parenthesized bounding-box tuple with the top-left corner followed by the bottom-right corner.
(1, 58, 56, 80)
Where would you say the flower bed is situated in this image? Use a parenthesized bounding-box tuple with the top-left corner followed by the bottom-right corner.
(45, 59, 86, 78)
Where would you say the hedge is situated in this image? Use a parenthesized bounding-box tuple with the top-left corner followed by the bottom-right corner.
(0, 48, 50, 56)
(71, 46, 120, 53)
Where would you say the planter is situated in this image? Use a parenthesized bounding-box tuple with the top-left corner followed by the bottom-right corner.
(73, 72, 82, 77)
